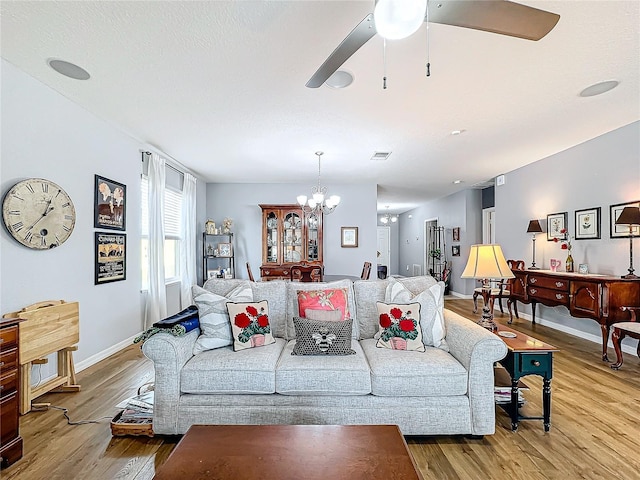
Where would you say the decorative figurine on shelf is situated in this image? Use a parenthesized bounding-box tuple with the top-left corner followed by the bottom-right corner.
(206, 220, 216, 235)
(222, 217, 233, 234)
(207, 245, 214, 256)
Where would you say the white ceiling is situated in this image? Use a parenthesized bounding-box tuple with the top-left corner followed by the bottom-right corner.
(1, 1, 638, 213)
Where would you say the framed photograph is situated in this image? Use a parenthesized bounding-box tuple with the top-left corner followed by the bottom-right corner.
(452, 227, 460, 242)
(610, 201, 640, 238)
(452, 245, 460, 257)
(217, 242, 232, 257)
(341, 227, 358, 248)
(95, 232, 126, 284)
(546, 212, 567, 241)
(574, 207, 601, 240)
(578, 264, 589, 274)
(94, 175, 126, 231)
(207, 270, 219, 279)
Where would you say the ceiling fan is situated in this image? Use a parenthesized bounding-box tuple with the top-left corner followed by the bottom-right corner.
(306, 0, 560, 88)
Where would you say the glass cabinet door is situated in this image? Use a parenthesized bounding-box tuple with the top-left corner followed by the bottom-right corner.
(283, 211, 303, 263)
(266, 211, 279, 263)
(306, 213, 320, 261)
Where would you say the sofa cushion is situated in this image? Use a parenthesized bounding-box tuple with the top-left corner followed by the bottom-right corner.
(250, 280, 287, 338)
(276, 340, 371, 395)
(385, 278, 448, 351)
(286, 280, 358, 339)
(192, 283, 253, 355)
(227, 301, 276, 351)
(375, 302, 425, 352)
(292, 317, 356, 356)
(360, 339, 467, 397)
(181, 338, 287, 394)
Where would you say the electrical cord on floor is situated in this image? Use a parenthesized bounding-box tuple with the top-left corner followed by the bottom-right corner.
(49, 405, 113, 426)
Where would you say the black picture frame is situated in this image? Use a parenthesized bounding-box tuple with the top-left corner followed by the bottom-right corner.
(452, 227, 460, 242)
(94, 174, 126, 231)
(574, 207, 601, 240)
(610, 201, 640, 238)
(95, 232, 126, 284)
(452, 245, 460, 257)
(546, 212, 567, 241)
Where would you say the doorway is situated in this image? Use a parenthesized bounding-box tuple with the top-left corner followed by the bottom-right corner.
(377, 226, 390, 278)
(483, 208, 496, 244)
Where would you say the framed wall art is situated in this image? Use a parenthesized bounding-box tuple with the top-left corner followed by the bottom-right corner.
(452, 227, 460, 242)
(341, 227, 358, 248)
(574, 207, 601, 240)
(546, 212, 567, 241)
(610, 200, 640, 238)
(95, 232, 126, 284)
(94, 175, 126, 231)
(452, 245, 460, 257)
(217, 242, 232, 257)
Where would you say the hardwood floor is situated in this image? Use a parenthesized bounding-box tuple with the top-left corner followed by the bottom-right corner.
(4, 298, 640, 479)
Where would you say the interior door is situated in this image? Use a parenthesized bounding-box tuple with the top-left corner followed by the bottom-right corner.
(377, 226, 390, 275)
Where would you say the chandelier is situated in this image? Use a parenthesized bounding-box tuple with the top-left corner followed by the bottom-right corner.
(297, 151, 340, 215)
(380, 206, 397, 224)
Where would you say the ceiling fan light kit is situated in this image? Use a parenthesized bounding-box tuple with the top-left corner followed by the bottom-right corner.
(374, 0, 427, 40)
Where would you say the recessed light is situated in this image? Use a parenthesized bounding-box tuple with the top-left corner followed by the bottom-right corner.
(579, 80, 619, 97)
(453, 180, 463, 184)
(451, 129, 465, 136)
(47, 59, 90, 80)
(325, 70, 354, 89)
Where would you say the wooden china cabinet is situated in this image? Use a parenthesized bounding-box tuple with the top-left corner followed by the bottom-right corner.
(259, 204, 323, 281)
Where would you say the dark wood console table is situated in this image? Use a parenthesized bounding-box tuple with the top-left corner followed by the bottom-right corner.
(507, 269, 640, 361)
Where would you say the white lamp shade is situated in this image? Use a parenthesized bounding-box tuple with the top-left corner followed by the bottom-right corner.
(461, 244, 515, 279)
(374, 0, 427, 40)
(312, 192, 325, 203)
(391, 216, 397, 222)
(329, 195, 340, 206)
(308, 198, 317, 209)
(297, 195, 307, 206)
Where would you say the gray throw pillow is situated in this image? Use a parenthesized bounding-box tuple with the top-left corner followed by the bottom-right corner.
(292, 317, 356, 356)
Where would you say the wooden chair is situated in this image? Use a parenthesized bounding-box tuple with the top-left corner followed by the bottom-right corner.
(361, 262, 372, 280)
(290, 262, 323, 282)
(506, 259, 525, 323)
(246, 262, 255, 282)
(472, 279, 509, 315)
(610, 306, 640, 370)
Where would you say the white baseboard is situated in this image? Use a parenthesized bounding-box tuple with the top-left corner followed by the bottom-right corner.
(448, 290, 472, 299)
(505, 310, 638, 356)
(74, 332, 142, 373)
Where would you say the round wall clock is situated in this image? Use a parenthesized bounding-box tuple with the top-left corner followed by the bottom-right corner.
(2, 178, 76, 250)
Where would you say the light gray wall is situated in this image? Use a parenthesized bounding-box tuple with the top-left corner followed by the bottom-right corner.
(1, 60, 143, 370)
(206, 183, 378, 279)
(496, 121, 640, 347)
(398, 189, 482, 295)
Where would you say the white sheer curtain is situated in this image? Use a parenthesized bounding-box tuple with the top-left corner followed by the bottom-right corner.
(145, 153, 167, 328)
(180, 172, 197, 307)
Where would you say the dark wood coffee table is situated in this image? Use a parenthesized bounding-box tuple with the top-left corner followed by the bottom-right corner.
(154, 424, 423, 480)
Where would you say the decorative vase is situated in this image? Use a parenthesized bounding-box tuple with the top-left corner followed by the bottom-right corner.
(566, 253, 574, 273)
(250, 334, 265, 347)
(390, 337, 407, 350)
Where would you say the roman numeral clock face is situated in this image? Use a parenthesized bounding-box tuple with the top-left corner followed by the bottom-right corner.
(2, 178, 76, 250)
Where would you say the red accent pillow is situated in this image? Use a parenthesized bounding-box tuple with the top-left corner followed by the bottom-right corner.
(297, 289, 350, 321)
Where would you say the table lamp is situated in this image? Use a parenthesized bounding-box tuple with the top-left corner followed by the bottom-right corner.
(615, 206, 640, 279)
(526, 220, 543, 269)
(461, 244, 515, 331)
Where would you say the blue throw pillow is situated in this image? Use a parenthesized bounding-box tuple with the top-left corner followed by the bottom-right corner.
(153, 305, 199, 328)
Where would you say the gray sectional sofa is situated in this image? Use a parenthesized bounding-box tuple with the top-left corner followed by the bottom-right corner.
(142, 276, 507, 436)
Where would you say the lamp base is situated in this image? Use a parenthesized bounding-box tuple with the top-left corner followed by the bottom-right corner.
(529, 266, 541, 270)
(477, 306, 498, 332)
(621, 273, 639, 279)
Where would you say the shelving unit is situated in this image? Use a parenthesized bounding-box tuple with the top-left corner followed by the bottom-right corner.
(427, 225, 446, 282)
(202, 232, 235, 281)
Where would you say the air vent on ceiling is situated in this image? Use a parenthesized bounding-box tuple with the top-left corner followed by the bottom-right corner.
(371, 151, 391, 161)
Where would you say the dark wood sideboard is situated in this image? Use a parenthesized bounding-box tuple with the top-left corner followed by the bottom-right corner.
(0, 318, 23, 468)
(508, 270, 640, 361)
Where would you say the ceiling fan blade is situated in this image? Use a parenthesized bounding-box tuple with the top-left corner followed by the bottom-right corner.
(428, 0, 560, 41)
(306, 14, 376, 88)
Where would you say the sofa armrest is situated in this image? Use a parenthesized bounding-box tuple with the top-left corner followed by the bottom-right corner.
(141, 328, 199, 434)
(444, 309, 508, 435)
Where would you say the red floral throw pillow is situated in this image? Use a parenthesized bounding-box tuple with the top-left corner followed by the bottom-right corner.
(375, 302, 425, 352)
(297, 289, 350, 321)
(227, 301, 275, 351)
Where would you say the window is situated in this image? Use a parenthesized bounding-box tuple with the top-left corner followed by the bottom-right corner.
(141, 176, 183, 289)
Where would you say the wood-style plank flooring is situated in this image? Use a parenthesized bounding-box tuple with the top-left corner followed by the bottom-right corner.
(4, 298, 640, 479)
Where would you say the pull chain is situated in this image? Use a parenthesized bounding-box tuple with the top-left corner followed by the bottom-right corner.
(425, 0, 431, 77)
(383, 38, 387, 89)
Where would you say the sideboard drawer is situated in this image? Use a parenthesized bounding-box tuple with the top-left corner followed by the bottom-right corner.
(528, 286, 569, 305)
(0, 348, 17, 375)
(571, 281, 601, 316)
(0, 326, 18, 351)
(0, 392, 19, 447)
(528, 275, 570, 291)
(0, 370, 18, 400)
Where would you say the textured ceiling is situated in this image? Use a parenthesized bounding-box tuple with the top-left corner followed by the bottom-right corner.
(1, 1, 638, 213)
